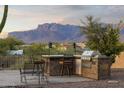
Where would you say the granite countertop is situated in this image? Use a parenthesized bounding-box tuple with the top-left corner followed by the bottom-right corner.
(42, 55, 81, 58)
(42, 55, 64, 57)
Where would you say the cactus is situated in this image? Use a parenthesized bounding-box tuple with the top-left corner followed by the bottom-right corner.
(0, 5, 8, 33)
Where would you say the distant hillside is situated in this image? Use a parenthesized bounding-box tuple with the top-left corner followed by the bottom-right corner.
(8, 23, 124, 43)
(9, 23, 85, 43)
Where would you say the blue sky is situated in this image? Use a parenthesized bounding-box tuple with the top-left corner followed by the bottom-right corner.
(0, 5, 124, 37)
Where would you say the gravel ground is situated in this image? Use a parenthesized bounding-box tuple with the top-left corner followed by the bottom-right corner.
(47, 69, 124, 88)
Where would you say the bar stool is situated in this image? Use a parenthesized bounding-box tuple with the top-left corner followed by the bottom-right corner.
(33, 60, 48, 85)
(59, 59, 73, 76)
(33, 59, 45, 75)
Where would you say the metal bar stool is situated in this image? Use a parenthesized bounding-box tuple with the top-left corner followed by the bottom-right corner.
(33, 60, 45, 75)
(59, 58, 73, 76)
(33, 59, 48, 86)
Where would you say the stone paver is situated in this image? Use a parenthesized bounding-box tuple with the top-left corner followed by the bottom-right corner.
(48, 69, 124, 88)
(0, 70, 23, 86)
(0, 69, 124, 88)
(0, 70, 92, 87)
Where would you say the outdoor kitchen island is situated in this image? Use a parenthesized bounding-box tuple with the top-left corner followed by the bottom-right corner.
(42, 55, 81, 76)
(42, 52, 112, 80)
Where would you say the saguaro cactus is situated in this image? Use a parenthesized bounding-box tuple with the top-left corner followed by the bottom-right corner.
(0, 5, 8, 33)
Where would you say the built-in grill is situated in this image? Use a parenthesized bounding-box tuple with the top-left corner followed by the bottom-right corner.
(81, 51, 100, 68)
(81, 50, 112, 80)
(81, 50, 100, 59)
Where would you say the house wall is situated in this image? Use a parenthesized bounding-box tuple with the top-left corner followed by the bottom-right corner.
(112, 52, 124, 68)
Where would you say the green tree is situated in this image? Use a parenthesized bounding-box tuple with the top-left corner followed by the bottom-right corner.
(0, 37, 24, 55)
(0, 39, 9, 55)
(5, 37, 24, 50)
(81, 16, 124, 63)
(24, 43, 48, 56)
(0, 5, 8, 33)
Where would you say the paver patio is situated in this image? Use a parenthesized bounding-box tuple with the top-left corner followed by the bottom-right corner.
(0, 69, 124, 88)
(0, 70, 92, 87)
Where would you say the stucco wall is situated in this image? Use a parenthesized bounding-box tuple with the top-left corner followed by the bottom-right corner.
(112, 52, 124, 68)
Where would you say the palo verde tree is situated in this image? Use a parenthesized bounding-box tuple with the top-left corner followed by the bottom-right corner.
(81, 16, 124, 63)
(0, 5, 8, 33)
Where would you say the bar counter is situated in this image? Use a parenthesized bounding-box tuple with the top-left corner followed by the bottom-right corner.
(42, 55, 82, 76)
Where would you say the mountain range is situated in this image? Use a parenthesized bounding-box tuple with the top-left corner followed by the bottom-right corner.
(8, 23, 85, 43)
(8, 23, 124, 43)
